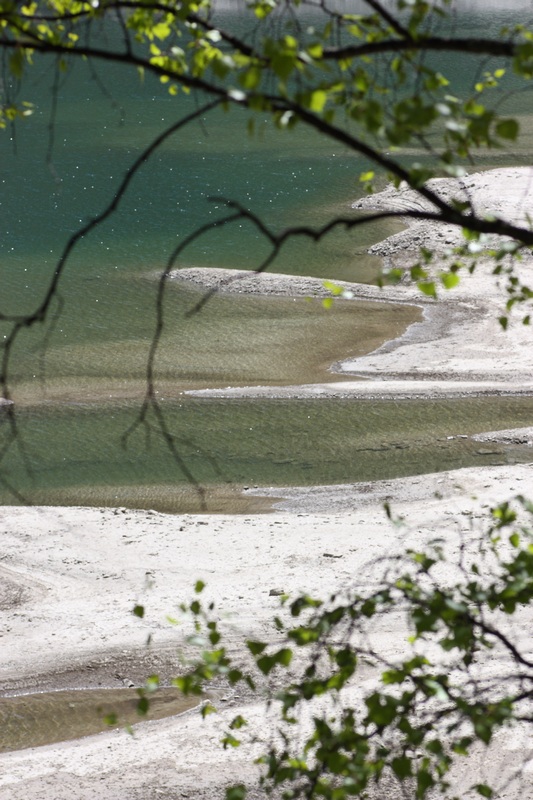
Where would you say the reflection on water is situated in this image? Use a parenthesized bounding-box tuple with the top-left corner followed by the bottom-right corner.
(0, 688, 199, 752)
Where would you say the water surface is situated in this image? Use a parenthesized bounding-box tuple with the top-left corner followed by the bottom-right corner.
(2, 396, 532, 513)
(0, 687, 198, 752)
(1, 4, 533, 507)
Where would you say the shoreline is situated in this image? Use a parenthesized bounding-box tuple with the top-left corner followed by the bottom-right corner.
(2, 462, 533, 799)
(3, 166, 533, 799)
(174, 167, 533, 402)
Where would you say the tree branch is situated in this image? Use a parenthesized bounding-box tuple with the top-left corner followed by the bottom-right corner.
(363, 0, 412, 40)
(322, 36, 517, 61)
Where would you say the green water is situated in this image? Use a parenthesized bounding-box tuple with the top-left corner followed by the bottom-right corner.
(0, 687, 198, 752)
(1, 3, 533, 507)
(2, 396, 533, 513)
(9, 284, 417, 401)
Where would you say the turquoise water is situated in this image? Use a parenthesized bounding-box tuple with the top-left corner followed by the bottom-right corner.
(1, 4, 533, 510)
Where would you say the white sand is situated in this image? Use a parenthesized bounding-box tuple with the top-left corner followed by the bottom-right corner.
(184, 168, 533, 399)
(2, 465, 533, 799)
(2, 167, 533, 799)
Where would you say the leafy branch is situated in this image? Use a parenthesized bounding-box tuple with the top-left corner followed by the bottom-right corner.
(164, 497, 533, 800)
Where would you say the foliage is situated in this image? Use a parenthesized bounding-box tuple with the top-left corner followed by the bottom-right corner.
(171, 497, 533, 800)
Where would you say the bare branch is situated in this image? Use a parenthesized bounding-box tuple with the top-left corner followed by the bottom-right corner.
(322, 35, 517, 61)
(363, 0, 412, 40)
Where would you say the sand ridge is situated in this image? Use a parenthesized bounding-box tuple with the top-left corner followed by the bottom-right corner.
(181, 168, 533, 399)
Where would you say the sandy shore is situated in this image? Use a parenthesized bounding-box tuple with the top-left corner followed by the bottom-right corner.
(2, 465, 533, 799)
(2, 167, 533, 799)
(179, 169, 533, 400)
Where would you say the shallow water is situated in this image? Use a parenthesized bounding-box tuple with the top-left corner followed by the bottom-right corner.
(2, 396, 532, 513)
(8, 287, 418, 401)
(0, 687, 198, 752)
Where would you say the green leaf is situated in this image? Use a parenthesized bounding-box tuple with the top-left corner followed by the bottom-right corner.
(240, 66, 262, 90)
(271, 53, 296, 81)
(152, 21, 171, 40)
(246, 640, 267, 656)
(256, 648, 293, 674)
(276, 647, 293, 667)
(309, 90, 327, 113)
(474, 784, 494, 799)
(307, 43, 323, 59)
(195, 580, 206, 593)
(416, 768, 435, 798)
(133, 604, 145, 618)
(222, 733, 241, 749)
(226, 785, 247, 800)
(145, 675, 159, 691)
(229, 714, 248, 729)
(417, 281, 437, 298)
(137, 696, 149, 715)
(391, 756, 413, 779)
(452, 737, 473, 756)
(323, 280, 344, 296)
(228, 669, 243, 684)
(495, 119, 519, 140)
(441, 272, 460, 290)
(9, 50, 25, 80)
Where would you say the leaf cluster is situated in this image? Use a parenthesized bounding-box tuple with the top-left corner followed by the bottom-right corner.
(151, 498, 533, 800)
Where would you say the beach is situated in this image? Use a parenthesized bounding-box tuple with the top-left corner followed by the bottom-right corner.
(2, 167, 533, 799)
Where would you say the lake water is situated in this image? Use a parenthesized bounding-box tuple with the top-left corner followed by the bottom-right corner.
(1, 3, 533, 511)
